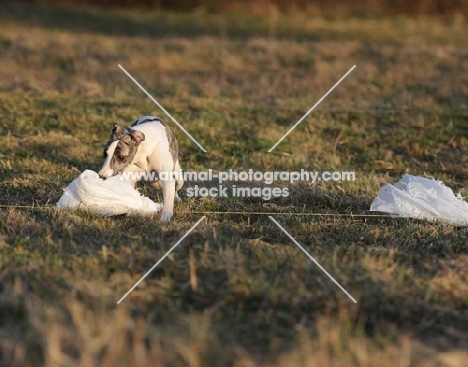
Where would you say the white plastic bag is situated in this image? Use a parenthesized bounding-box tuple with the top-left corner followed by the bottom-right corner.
(56, 170, 163, 216)
(370, 174, 468, 226)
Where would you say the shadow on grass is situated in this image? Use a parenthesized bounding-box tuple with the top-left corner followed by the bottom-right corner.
(1, 210, 468, 363)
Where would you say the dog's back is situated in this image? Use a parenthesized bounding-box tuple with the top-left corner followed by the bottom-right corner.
(130, 116, 164, 128)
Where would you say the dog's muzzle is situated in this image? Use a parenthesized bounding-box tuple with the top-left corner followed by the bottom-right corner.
(98, 169, 114, 180)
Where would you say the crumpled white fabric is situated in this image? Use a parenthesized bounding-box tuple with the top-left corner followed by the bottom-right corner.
(56, 170, 163, 216)
(370, 174, 468, 226)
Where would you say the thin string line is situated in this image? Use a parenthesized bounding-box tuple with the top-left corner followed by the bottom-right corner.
(0, 204, 406, 217)
(3, 204, 467, 220)
(190, 211, 388, 217)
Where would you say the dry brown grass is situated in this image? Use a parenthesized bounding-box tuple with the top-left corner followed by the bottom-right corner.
(1, 2, 468, 366)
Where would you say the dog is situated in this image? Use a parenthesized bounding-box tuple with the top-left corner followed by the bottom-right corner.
(98, 116, 183, 222)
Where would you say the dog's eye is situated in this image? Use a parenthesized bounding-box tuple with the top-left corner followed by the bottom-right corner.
(117, 155, 125, 160)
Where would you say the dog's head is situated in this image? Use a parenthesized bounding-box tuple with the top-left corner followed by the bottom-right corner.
(98, 123, 145, 179)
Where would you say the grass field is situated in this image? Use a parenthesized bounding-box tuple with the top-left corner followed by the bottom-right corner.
(1, 1, 468, 366)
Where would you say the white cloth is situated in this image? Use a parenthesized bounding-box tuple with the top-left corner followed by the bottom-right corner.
(56, 170, 163, 216)
(370, 174, 468, 226)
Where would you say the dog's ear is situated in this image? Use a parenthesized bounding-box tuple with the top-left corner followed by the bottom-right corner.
(111, 123, 123, 139)
(127, 127, 145, 145)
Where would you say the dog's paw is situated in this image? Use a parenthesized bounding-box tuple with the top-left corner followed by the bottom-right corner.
(160, 211, 173, 222)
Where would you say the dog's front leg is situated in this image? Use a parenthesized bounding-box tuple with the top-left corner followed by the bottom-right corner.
(158, 178, 176, 222)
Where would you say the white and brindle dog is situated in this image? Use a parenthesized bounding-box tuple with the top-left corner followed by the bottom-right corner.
(98, 116, 183, 222)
